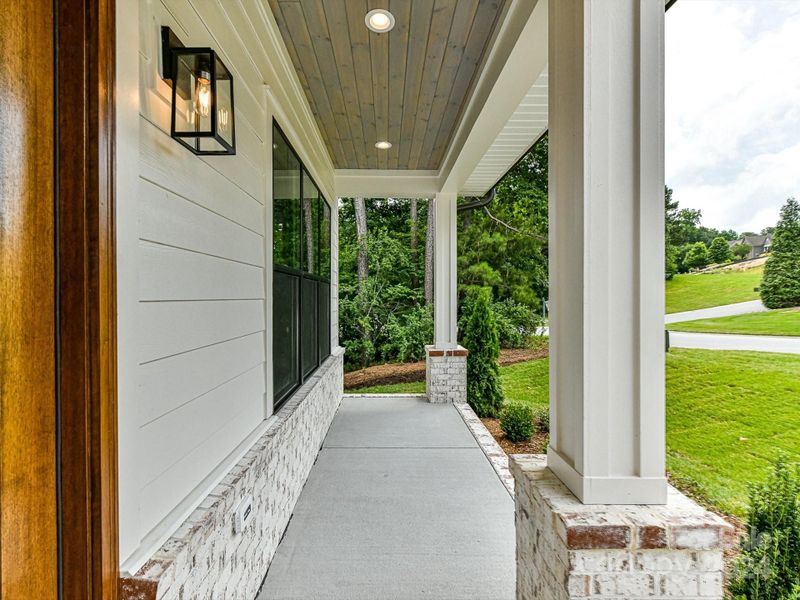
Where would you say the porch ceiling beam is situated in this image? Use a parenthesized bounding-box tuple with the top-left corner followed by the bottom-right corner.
(333, 169, 442, 199)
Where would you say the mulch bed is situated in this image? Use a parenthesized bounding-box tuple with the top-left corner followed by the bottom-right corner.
(480, 417, 549, 455)
(344, 346, 549, 390)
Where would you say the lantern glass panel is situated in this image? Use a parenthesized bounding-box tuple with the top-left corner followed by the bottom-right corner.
(215, 55, 235, 149)
(170, 49, 235, 155)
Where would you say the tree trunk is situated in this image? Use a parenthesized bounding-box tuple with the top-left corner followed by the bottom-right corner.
(424, 200, 435, 306)
(354, 197, 368, 293)
(410, 199, 418, 288)
(303, 198, 314, 272)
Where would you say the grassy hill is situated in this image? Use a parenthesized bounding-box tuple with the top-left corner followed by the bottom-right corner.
(666, 265, 763, 313)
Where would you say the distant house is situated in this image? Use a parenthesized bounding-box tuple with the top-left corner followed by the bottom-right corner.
(729, 233, 773, 259)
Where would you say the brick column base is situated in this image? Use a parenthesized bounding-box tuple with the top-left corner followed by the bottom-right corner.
(511, 455, 735, 600)
(425, 345, 468, 403)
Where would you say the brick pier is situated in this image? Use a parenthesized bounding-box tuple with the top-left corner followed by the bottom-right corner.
(425, 345, 468, 403)
(511, 455, 735, 600)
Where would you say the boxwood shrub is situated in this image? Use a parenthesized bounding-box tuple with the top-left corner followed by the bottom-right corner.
(500, 403, 534, 443)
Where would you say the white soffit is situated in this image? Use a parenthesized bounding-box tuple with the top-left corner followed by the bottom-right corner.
(461, 69, 548, 197)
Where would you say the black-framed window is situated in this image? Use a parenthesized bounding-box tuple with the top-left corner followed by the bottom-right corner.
(272, 122, 332, 408)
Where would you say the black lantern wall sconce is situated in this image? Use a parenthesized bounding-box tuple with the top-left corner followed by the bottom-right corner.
(161, 27, 236, 155)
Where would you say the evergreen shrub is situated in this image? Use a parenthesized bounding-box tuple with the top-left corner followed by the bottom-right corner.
(463, 288, 504, 417)
(500, 403, 534, 442)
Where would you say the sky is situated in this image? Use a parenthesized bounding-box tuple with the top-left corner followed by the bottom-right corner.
(666, 0, 800, 234)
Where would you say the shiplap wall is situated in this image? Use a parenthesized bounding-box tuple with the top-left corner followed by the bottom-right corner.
(118, 0, 336, 569)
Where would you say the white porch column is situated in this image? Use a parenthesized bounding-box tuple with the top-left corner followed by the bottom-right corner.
(433, 192, 458, 348)
(425, 192, 467, 403)
(547, 0, 667, 504)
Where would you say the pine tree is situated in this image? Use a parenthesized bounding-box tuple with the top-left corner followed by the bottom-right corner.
(463, 289, 504, 417)
(761, 198, 800, 308)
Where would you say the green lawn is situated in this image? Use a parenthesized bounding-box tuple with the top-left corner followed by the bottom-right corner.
(665, 349, 800, 516)
(350, 348, 800, 517)
(668, 307, 800, 336)
(665, 267, 763, 313)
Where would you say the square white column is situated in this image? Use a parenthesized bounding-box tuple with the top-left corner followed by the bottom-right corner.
(433, 192, 458, 348)
(548, 0, 667, 504)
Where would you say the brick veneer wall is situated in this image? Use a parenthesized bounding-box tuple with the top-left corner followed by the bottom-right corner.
(425, 345, 468, 403)
(511, 455, 735, 600)
(121, 348, 344, 600)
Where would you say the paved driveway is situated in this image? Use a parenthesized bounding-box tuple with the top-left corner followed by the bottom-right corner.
(669, 331, 800, 355)
(257, 395, 515, 600)
(664, 300, 766, 324)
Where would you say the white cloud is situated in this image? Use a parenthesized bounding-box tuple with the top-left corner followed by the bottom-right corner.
(666, 0, 800, 233)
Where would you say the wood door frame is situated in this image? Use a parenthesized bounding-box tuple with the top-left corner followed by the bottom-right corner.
(57, 0, 119, 598)
(1, 1, 118, 598)
(1, 3, 59, 597)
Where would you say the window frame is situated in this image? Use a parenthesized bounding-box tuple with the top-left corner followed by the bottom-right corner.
(272, 120, 332, 409)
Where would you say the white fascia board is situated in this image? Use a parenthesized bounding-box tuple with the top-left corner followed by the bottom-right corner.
(439, 0, 548, 195)
(334, 169, 442, 199)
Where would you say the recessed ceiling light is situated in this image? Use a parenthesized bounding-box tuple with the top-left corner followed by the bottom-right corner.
(375, 140, 392, 150)
(365, 9, 395, 33)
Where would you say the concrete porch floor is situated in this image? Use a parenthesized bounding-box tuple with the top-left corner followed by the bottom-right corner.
(257, 395, 515, 600)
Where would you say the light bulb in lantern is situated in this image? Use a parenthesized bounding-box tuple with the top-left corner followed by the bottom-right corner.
(194, 71, 212, 118)
(218, 107, 229, 132)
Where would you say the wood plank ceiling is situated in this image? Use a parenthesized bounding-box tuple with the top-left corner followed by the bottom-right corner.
(268, 0, 509, 170)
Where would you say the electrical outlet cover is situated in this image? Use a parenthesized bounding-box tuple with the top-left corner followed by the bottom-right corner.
(234, 495, 254, 533)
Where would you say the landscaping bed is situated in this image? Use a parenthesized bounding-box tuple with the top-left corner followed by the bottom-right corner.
(344, 346, 548, 390)
(480, 417, 548, 455)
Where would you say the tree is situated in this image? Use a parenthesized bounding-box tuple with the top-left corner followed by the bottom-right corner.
(665, 187, 740, 275)
(354, 197, 369, 293)
(409, 198, 419, 288)
(760, 198, 800, 308)
(665, 244, 678, 280)
(684, 242, 710, 270)
(338, 198, 430, 369)
(732, 243, 751, 260)
(708, 236, 733, 264)
(458, 134, 548, 308)
(424, 201, 434, 305)
(463, 289, 504, 418)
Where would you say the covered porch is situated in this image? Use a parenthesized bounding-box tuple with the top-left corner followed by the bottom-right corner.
(114, 0, 734, 597)
(1, 0, 735, 597)
(258, 394, 515, 600)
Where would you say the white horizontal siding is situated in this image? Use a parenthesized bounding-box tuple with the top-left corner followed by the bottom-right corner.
(119, 0, 336, 571)
(138, 332, 265, 426)
(122, 0, 270, 567)
(138, 365, 265, 486)
(139, 241, 264, 301)
(138, 177, 264, 266)
(138, 299, 264, 364)
(138, 381, 265, 538)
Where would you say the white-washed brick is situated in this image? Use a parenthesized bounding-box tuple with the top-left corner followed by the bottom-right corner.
(511, 455, 732, 600)
(121, 350, 345, 600)
(425, 346, 467, 403)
